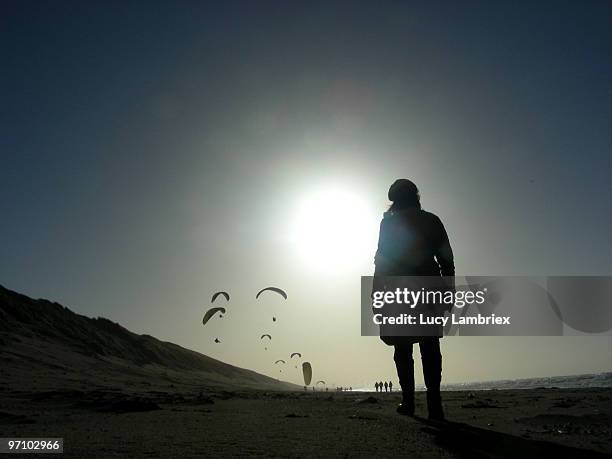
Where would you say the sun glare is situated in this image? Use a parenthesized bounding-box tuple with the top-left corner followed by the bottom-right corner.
(290, 188, 380, 274)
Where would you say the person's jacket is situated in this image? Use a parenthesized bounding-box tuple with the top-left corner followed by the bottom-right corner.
(373, 208, 455, 345)
(374, 208, 454, 277)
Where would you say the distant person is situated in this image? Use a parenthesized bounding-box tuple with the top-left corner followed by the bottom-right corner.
(374, 179, 454, 421)
(378, 381, 383, 394)
(389, 381, 393, 392)
(375, 382, 379, 392)
(384, 381, 389, 392)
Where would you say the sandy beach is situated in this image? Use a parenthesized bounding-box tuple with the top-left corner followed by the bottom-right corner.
(1, 387, 611, 457)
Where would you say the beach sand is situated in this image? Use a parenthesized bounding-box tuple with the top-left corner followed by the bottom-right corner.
(1, 387, 611, 457)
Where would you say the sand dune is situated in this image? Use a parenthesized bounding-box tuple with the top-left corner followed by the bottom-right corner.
(0, 285, 297, 393)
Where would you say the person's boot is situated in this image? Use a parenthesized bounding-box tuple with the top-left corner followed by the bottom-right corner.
(426, 390, 444, 421)
(396, 393, 415, 416)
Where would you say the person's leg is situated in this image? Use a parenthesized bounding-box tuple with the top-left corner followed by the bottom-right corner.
(419, 338, 444, 420)
(393, 344, 415, 414)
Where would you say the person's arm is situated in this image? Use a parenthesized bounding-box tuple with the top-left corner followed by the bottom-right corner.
(372, 217, 389, 304)
(434, 217, 455, 313)
(434, 216, 454, 277)
(373, 217, 391, 277)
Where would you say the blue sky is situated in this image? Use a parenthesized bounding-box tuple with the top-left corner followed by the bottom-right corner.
(2, 1, 611, 385)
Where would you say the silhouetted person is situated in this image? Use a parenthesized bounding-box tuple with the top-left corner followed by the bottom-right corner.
(389, 381, 393, 392)
(384, 381, 389, 392)
(374, 179, 454, 421)
(375, 382, 379, 392)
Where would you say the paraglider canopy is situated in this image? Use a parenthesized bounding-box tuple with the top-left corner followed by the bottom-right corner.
(290, 352, 302, 358)
(203, 307, 226, 326)
(302, 362, 312, 386)
(256, 287, 287, 300)
(211, 291, 230, 303)
(260, 334, 272, 340)
(274, 359, 286, 364)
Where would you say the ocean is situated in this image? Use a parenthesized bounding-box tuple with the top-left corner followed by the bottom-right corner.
(354, 372, 612, 392)
(439, 372, 612, 391)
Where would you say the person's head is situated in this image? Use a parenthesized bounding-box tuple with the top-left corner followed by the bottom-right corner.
(388, 178, 421, 211)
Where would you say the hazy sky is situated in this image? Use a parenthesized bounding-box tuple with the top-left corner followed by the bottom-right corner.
(2, 1, 611, 387)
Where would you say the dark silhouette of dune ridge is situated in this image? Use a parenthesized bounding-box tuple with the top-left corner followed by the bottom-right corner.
(0, 285, 297, 393)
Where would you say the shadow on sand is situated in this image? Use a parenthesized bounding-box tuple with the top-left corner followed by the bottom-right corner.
(414, 416, 611, 459)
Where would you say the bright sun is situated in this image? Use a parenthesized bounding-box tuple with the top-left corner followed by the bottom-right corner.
(290, 188, 380, 274)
